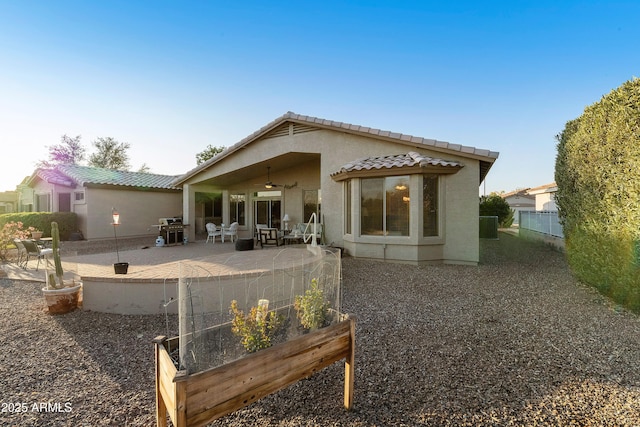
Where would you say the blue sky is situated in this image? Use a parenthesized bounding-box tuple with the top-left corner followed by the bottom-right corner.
(1, 1, 638, 193)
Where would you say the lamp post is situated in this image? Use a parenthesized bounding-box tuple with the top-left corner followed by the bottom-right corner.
(112, 208, 120, 263)
(111, 208, 128, 274)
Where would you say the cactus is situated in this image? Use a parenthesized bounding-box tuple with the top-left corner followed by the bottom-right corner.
(47, 222, 64, 289)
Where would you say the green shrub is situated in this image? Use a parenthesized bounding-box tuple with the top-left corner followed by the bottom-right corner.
(0, 212, 77, 240)
(294, 278, 330, 330)
(229, 300, 285, 353)
(555, 77, 640, 312)
(479, 194, 514, 227)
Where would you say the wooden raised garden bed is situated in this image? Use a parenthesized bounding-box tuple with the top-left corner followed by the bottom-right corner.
(153, 315, 355, 427)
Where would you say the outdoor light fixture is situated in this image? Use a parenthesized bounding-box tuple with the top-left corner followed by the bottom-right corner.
(112, 208, 120, 262)
(112, 209, 120, 225)
(111, 207, 128, 274)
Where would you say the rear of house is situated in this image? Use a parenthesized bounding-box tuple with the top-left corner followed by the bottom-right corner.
(173, 112, 499, 265)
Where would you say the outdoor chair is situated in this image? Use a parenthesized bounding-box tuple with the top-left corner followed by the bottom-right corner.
(13, 239, 28, 269)
(205, 223, 222, 244)
(259, 228, 283, 248)
(223, 222, 239, 243)
(255, 224, 268, 246)
(21, 239, 54, 271)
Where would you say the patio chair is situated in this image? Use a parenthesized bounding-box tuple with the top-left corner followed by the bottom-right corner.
(13, 239, 28, 269)
(205, 223, 222, 244)
(254, 224, 268, 245)
(21, 239, 54, 271)
(259, 228, 283, 248)
(223, 222, 239, 243)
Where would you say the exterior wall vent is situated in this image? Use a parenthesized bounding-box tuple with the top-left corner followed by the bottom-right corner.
(265, 123, 318, 139)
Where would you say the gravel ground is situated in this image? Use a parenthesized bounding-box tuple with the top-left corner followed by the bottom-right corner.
(1, 233, 640, 426)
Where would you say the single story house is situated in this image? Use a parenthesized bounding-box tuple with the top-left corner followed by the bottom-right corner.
(501, 188, 535, 225)
(174, 112, 499, 265)
(21, 164, 182, 240)
(526, 182, 558, 211)
(0, 191, 18, 213)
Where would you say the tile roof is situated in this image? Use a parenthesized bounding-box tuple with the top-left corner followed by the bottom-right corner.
(332, 151, 463, 176)
(526, 182, 557, 194)
(174, 111, 499, 186)
(31, 164, 180, 190)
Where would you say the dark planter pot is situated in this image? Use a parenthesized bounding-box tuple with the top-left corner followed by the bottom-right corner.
(114, 262, 129, 274)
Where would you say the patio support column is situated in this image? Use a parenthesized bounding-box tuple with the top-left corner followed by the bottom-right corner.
(222, 189, 229, 226)
(182, 184, 196, 242)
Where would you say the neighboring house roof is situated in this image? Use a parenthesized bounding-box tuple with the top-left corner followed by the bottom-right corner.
(331, 151, 463, 181)
(173, 111, 499, 186)
(0, 191, 17, 203)
(526, 182, 557, 195)
(501, 188, 531, 198)
(27, 164, 181, 190)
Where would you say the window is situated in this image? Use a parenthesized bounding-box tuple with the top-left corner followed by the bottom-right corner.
(197, 192, 222, 224)
(230, 193, 246, 226)
(36, 194, 50, 212)
(58, 193, 71, 212)
(303, 189, 321, 223)
(360, 176, 409, 236)
(74, 192, 85, 201)
(423, 174, 439, 236)
(345, 181, 351, 234)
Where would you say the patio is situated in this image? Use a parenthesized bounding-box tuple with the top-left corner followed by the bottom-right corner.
(2, 238, 322, 314)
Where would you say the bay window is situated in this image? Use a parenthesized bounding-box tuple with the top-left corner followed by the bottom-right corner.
(423, 174, 438, 236)
(360, 176, 410, 236)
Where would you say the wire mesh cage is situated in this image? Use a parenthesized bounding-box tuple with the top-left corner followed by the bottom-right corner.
(163, 246, 342, 374)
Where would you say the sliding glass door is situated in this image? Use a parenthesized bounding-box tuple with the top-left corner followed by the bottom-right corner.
(254, 195, 281, 229)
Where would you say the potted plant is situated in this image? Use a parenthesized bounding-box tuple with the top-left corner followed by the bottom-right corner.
(31, 229, 43, 240)
(42, 221, 81, 314)
(294, 278, 330, 331)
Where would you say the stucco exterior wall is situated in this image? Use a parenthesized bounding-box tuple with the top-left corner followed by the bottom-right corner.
(441, 160, 480, 264)
(535, 193, 557, 211)
(86, 188, 182, 239)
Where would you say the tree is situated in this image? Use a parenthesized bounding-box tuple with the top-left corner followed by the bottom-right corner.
(196, 144, 225, 165)
(479, 194, 514, 227)
(38, 134, 86, 167)
(88, 137, 131, 170)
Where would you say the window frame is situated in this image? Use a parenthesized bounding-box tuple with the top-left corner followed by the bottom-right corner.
(230, 193, 246, 226)
(359, 175, 410, 237)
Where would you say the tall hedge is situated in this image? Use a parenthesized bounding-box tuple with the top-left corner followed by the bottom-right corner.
(0, 212, 78, 240)
(555, 78, 640, 312)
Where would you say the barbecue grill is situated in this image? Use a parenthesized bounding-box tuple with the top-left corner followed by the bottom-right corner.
(158, 217, 184, 246)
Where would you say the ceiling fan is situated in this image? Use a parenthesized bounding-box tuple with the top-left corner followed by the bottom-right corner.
(255, 166, 298, 189)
